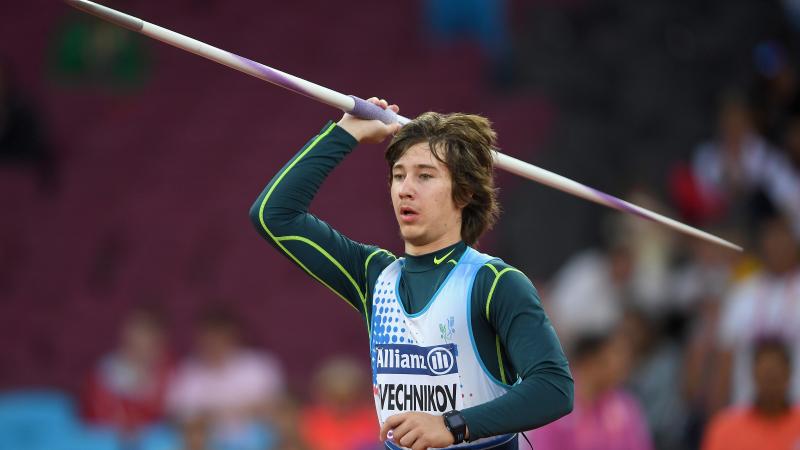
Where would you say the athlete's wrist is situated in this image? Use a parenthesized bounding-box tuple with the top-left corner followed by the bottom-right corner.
(336, 119, 365, 143)
(443, 410, 468, 444)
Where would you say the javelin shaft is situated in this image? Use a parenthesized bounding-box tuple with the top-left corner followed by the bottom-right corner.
(64, 0, 742, 252)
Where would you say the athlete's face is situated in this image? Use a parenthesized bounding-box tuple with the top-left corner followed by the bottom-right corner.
(391, 142, 462, 255)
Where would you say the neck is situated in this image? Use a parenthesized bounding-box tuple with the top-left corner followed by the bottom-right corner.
(405, 234, 462, 256)
(755, 397, 790, 417)
(121, 348, 159, 369)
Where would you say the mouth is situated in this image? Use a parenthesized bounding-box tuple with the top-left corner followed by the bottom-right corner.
(399, 206, 419, 223)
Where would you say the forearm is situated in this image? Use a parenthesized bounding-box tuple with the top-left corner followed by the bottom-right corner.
(250, 122, 353, 227)
(462, 370, 573, 439)
(249, 121, 389, 312)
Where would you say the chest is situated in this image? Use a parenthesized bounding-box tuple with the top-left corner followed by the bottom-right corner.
(395, 266, 456, 315)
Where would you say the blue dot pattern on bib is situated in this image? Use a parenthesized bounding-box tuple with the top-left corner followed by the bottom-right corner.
(370, 278, 417, 383)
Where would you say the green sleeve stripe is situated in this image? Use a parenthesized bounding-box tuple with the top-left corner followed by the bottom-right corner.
(484, 264, 522, 387)
(276, 235, 365, 300)
(272, 240, 360, 312)
(484, 267, 523, 320)
(256, 122, 365, 310)
(495, 335, 508, 385)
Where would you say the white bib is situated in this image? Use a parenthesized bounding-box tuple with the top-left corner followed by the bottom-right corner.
(370, 247, 516, 449)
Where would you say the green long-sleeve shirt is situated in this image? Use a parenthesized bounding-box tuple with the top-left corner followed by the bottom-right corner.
(249, 121, 573, 441)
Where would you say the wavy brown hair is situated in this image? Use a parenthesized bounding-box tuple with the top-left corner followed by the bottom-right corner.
(385, 112, 500, 246)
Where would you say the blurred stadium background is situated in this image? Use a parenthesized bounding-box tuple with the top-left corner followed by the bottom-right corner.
(1, 0, 799, 449)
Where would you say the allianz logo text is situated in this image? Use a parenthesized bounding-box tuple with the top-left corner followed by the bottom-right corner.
(375, 343, 458, 376)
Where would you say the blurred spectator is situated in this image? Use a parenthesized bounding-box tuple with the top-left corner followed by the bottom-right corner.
(623, 310, 688, 450)
(182, 415, 213, 450)
(0, 59, 57, 191)
(676, 236, 741, 447)
(179, 413, 274, 450)
(671, 235, 739, 313)
(82, 306, 173, 434)
(715, 214, 800, 408)
(549, 197, 678, 350)
(675, 91, 800, 236)
(785, 113, 800, 171)
(775, 113, 800, 237)
(550, 192, 680, 353)
(523, 331, 653, 450)
(702, 339, 800, 450)
(614, 191, 675, 317)
(49, 10, 150, 89)
(167, 306, 284, 449)
(548, 229, 635, 349)
(299, 356, 378, 450)
(683, 94, 775, 225)
(270, 395, 310, 450)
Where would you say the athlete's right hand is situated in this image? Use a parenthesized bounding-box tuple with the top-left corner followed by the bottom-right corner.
(337, 97, 402, 144)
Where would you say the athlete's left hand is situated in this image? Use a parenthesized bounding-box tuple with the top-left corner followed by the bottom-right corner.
(380, 412, 456, 450)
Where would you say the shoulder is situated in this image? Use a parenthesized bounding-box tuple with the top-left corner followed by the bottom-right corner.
(791, 407, 800, 424)
(706, 407, 752, 434)
(476, 257, 537, 296)
(702, 408, 754, 450)
(364, 247, 398, 306)
(473, 256, 540, 320)
(365, 247, 397, 267)
(364, 247, 397, 277)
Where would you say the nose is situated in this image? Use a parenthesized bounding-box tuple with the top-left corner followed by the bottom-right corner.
(397, 177, 415, 199)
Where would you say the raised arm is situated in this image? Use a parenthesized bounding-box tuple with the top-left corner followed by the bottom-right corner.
(249, 98, 401, 316)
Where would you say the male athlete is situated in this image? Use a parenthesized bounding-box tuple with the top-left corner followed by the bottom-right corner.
(250, 98, 573, 450)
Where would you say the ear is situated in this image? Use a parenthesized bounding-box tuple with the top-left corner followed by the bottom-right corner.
(455, 191, 473, 209)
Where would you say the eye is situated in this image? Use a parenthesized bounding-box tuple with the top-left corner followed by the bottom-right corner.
(392, 173, 405, 181)
(419, 173, 433, 180)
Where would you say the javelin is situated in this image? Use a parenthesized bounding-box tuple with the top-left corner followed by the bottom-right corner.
(64, 0, 742, 252)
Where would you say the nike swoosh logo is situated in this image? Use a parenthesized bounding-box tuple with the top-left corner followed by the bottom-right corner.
(434, 248, 456, 265)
